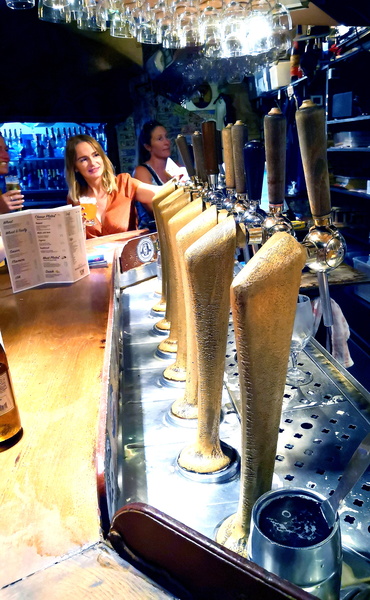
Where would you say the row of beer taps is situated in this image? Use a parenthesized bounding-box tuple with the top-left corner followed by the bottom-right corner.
(175, 100, 347, 339)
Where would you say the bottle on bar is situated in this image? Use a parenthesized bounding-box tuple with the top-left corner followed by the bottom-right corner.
(0, 331, 22, 443)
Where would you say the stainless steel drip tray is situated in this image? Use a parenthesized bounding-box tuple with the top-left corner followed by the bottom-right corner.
(117, 276, 370, 592)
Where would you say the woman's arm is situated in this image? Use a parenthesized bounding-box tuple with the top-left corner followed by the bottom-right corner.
(133, 179, 158, 212)
(132, 165, 154, 185)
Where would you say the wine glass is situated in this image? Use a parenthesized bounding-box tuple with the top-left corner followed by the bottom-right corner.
(286, 294, 314, 386)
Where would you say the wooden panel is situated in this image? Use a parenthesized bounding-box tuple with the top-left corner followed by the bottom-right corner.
(0, 542, 174, 600)
(301, 262, 370, 290)
(0, 258, 115, 587)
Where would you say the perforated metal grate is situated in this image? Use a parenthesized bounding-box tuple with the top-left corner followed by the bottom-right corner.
(224, 320, 370, 560)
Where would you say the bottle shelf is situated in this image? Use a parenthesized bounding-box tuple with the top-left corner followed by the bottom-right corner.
(23, 188, 67, 194)
(327, 115, 370, 126)
(328, 147, 370, 152)
(17, 157, 65, 162)
(330, 186, 370, 199)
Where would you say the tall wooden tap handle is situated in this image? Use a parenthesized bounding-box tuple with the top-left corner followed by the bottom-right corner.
(157, 192, 190, 349)
(201, 120, 219, 176)
(192, 131, 207, 183)
(162, 198, 203, 385)
(216, 233, 306, 555)
(171, 205, 218, 420)
(243, 140, 265, 203)
(216, 128, 223, 169)
(177, 216, 236, 473)
(231, 121, 248, 194)
(295, 100, 331, 219)
(264, 107, 286, 207)
(176, 135, 195, 178)
(222, 124, 235, 189)
(151, 185, 182, 315)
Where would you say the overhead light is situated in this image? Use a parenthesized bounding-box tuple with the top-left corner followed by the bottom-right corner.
(280, 0, 309, 9)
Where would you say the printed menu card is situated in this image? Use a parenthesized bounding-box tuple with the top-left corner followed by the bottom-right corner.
(0, 205, 89, 293)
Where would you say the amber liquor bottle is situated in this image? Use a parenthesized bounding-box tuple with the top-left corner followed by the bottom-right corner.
(0, 332, 22, 443)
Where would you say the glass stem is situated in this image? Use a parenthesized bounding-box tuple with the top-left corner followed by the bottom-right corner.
(291, 351, 299, 371)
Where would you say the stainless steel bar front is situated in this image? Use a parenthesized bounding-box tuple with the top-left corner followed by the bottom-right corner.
(117, 276, 370, 588)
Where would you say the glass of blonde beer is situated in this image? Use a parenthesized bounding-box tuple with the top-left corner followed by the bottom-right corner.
(5, 176, 22, 211)
(79, 197, 97, 226)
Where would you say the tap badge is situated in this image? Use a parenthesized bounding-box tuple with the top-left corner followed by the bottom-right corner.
(137, 237, 155, 263)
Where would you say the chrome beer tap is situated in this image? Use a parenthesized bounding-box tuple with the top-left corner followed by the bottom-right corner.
(296, 99, 346, 338)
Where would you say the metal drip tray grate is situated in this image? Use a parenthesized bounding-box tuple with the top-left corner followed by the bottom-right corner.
(118, 276, 370, 586)
(224, 319, 370, 561)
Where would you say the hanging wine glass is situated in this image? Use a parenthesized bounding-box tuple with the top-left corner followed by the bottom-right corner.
(269, 1, 292, 58)
(286, 294, 314, 387)
(109, 7, 133, 38)
(199, 4, 223, 58)
(220, 1, 245, 58)
(244, 10, 273, 55)
(178, 0, 201, 48)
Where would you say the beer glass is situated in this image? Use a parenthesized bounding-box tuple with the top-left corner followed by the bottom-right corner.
(247, 487, 342, 600)
(286, 294, 314, 386)
(79, 197, 97, 226)
(5, 176, 23, 211)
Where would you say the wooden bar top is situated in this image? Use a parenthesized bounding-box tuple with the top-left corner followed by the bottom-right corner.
(0, 234, 177, 599)
(0, 256, 115, 587)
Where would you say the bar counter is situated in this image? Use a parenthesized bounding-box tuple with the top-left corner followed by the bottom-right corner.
(0, 234, 173, 599)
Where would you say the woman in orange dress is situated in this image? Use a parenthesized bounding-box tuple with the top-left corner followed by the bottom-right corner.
(65, 134, 158, 238)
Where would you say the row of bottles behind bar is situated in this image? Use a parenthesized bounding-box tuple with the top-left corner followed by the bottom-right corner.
(18, 163, 66, 191)
(0, 125, 107, 162)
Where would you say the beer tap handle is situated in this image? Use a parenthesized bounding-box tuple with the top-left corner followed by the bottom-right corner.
(201, 120, 219, 186)
(242, 140, 265, 251)
(216, 128, 224, 177)
(243, 140, 265, 204)
(191, 131, 207, 185)
(264, 108, 286, 210)
(176, 135, 196, 180)
(296, 100, 332, 219)
(296, 99, 347, 335)
(231, 121, 248, 196)
(222, 124, 235, 190)
(263, 108, 294, 241)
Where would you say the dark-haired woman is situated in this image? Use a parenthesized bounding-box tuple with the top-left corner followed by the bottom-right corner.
(133, 120, 173, 186)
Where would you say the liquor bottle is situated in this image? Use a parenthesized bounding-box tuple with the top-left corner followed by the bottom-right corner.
(48, 128, 57, 158)
(56, 128, 63, 148)
(22, 164, 29, 188)
(0, 331, 22, 443)
(36, 134, 46, 158)
(29, 166, 39, 190)
(13, 129, 22, 159)
(47, 168, 55, 189)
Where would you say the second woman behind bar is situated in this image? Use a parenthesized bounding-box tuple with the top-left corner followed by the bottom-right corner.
(65, 134, 158, 238)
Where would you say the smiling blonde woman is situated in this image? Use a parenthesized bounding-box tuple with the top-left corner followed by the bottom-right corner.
(65, 134, 158, 238)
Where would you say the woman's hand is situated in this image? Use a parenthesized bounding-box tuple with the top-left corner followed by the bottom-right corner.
(0, 190, 25, 213)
